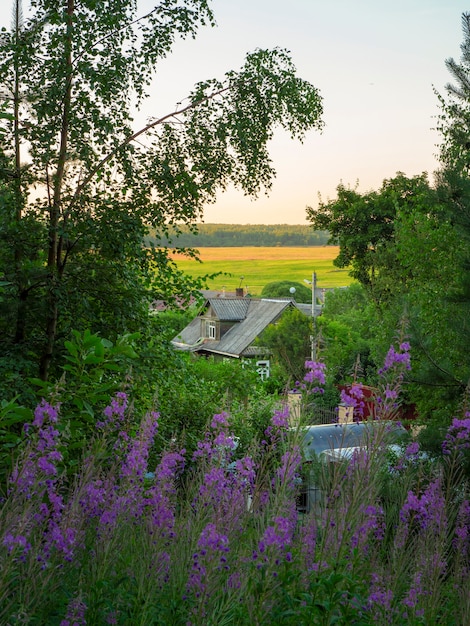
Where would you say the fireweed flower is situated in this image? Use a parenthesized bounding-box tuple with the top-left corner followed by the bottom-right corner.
(193, 413, 237, 465)
(2, 533, 32, 556)
(147, 448, 186, 539)
(96, 391, 128, 432)
(264, 404, 290, 442)
(11, 401, 63, 498)
(367, 572, 394, 618)
(396, 478, 446, 550)
(375, 341, 411, 420)
(443, 413, 470, 456)
(211, 412, 229, 430)
(259, 513, 296, 553)
(350, 504, 385, 551)
(298, 361, 326, 394)
(393, 441, 421, 472)
(33, 399, 59, 427)
(276, 446, 302, 492)
(60, 595, 87, 626)
(340, 383, 366, 421)
(187, 523, 230, 598)
(120, 411, 159, 481)
(195, 465, 248, 530)
(116, 411, 160, 521)
(378, 343, 411, 376)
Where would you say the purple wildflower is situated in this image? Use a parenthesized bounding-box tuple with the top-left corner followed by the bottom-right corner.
(97, 392, 128, 430)
(397, 478, 446, 549)
(443, 413, 470, 456)
(211, 412, 229, 430)
(33, 399, 59, 428)
(378, 343, 411, 375)
(260, 514, 296, 552)
(60, 595, 87, 626)
(120, 411, 159, 481)
(264, 405, 290, 442)
(186, 523, 230, 598)
(3, 533, 32, 555)
(340, 383, 366, 420)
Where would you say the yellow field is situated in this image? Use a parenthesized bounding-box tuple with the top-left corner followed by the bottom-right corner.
(170, 246, 352, 295)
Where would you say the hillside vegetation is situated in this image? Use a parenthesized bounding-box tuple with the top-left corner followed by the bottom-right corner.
(150, 224, 330, 247)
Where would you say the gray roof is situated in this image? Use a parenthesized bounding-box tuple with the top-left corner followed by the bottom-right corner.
(208, 298, 250, 321)
(171, 298, 298, 358)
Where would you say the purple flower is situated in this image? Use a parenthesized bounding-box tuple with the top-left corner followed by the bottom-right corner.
(3, 533, 32, 555)
(60, 596, 87, 626)
(211, 412, 229, 430)
(378, 343, 411, 375)
(271, 405, 289, 428)
(120, 411, 159, 480)
(340, 383, 366, 420)
(33, 399, 59, 428)
(98, 392, 128, 430)
(443, 414, 470, 456)
(303, 361, 326, 387)
(260, 514, 296, 552)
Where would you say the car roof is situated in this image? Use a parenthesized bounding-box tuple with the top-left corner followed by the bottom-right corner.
(298, 421, 406, 460)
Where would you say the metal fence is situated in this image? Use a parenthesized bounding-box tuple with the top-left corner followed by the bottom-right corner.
(306, 403, 338, 425)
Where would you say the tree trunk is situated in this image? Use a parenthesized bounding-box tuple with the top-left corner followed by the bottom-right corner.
(39, 0, 74, 381)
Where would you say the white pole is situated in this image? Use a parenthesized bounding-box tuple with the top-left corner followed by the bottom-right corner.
(311, 271, 317, 361)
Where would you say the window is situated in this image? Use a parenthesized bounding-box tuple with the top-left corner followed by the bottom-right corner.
(256, 360, 270, 380)
(206, 320, 217, 339)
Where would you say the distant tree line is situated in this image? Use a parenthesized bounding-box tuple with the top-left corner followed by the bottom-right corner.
(150, 224, 330, 247)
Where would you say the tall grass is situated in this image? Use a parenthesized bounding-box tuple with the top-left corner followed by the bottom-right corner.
(1, 345, 469, 624)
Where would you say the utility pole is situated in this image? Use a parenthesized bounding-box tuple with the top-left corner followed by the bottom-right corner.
(311, 271, 317, 361)
(304, 271, 317, 361)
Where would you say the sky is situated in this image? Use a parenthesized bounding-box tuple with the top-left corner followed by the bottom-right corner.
(4, 0, 470, 224)
(135, 0, 470, 224)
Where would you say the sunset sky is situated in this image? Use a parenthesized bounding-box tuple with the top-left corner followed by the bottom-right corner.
(138, 0, 470, 224)
(5, 0, 470, 224)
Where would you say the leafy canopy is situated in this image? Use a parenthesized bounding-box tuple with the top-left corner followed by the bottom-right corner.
(0, 0, 324, 381)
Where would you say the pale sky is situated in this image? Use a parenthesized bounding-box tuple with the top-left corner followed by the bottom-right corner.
(137, 0, 470, 224)
(5, 1, 470, 224)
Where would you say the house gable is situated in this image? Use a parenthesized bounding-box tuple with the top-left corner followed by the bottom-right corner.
(171, 297, 301, 358)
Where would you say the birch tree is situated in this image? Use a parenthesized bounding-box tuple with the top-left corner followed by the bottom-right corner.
(0, 0, 323, 380)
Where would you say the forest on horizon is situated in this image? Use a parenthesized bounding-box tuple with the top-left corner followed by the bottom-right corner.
(151, 223, 330, 247)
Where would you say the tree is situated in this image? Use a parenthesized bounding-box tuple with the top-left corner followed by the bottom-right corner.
(261, 280, 312, 303)
(435, 12, 470, 173)
(256, 307, 312, 383)
(306, 173, 441, 298)
(0, 0, 324, 382)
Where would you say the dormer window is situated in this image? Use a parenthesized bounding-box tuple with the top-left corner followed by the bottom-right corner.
(206, 320, 217, 340)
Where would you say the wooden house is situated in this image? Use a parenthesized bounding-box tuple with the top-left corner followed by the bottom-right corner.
(171, 297, 307, 378)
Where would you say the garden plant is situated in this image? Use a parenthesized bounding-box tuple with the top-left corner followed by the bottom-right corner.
(1, 340, 469, 625)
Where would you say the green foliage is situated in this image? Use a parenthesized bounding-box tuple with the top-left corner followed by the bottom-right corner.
(30, 330, 140, 468)
(257, 307, 312, 383)
(151, 223, 330, 247)
(0, 398, 32, 491)
(261, 280, 312, 303)
(0, 0, 324, 381)
(152, 353, 274, 457)
(317, 284, 377, 384)
(435, 12, 470, 173)
(306, 173, 440, 296)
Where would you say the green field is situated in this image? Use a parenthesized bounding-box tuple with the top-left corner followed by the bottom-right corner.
(170, 246, 352, 296)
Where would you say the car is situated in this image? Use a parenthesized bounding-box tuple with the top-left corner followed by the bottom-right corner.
(295, 421, 408, 513)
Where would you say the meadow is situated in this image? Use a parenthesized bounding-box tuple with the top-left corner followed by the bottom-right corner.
(170, 246, 352, 295)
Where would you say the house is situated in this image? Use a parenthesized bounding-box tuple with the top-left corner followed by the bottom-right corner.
(171, 297, 307, 378)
